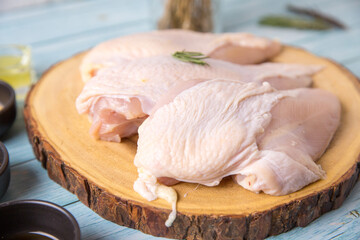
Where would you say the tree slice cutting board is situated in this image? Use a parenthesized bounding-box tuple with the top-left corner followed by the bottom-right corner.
(24, 46, 360, 240)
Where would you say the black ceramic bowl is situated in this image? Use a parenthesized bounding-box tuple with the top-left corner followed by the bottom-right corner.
(0, 142, 10, 200)
(0, 80, 16, 138)
(0, 200, 81, 240)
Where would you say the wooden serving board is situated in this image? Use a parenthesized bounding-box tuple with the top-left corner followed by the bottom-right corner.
(24, 47, 360, 240)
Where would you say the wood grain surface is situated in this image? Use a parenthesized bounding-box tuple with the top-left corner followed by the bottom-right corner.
(23, 46, 360, 239)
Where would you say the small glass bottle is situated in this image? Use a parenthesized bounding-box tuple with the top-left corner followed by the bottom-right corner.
(0, 45, 34, 99)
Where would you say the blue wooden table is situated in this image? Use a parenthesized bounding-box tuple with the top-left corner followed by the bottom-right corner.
(1, 0, 360, 239)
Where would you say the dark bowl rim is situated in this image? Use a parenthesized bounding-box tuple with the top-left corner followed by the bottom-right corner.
(0, 199, 81, 239)
(0, 80, 16, 113)
(0, 142, 9, 176)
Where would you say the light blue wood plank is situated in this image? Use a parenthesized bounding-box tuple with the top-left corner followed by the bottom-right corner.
(1, 120, 35, 165)
(222, 0, 335, 31)
(297, 28, 360, 63)
(31, 21, 151, 75)
(0, 0, 243, 28)
(2, 0, 353, 46)
(0, 159, 78, 205)
(268, 180, 360, 240)
(0, 0, 149, 44)
(2, 102, 36, 165)
(231, 0, 360, 45)
(0, 0, 79, 21)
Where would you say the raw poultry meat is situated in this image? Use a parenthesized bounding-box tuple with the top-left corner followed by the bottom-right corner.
(80, 29, 282, 81)
(76, 56, 322, 142)
(133, 79, 341, 226)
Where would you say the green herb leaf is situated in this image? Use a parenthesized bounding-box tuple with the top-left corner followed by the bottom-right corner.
(287, 4, 346, 29)
(259, 15, 331, 30)
(172, 51, 209, 66)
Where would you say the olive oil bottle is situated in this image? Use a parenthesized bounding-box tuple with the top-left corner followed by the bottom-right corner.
(0, 45, 33, 99)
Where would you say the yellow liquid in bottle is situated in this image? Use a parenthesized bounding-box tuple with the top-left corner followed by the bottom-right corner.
(0, 55, 31, 89)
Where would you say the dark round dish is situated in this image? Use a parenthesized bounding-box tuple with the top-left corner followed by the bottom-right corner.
(0, 199, 81, 240)
(0, 80, 16, 138)
(0, 142, 10, 200)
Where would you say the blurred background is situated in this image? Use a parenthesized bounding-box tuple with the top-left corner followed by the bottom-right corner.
(1, 0, 359, 82)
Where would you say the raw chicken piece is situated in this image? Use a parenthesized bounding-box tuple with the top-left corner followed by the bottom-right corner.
(133, 79, 340, 226)
(80, 29, 282, 81)
(76, 56, 322, 142)
(234, 88, 340, 195)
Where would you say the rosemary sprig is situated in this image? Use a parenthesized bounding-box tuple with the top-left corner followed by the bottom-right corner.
(259, 15, 331, 30)
(287, 4, 346, 29)
(172, 51, 209, 66)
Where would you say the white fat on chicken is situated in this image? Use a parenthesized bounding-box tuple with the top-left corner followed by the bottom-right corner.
(133, 79, 340, 226)
(76, 56, 322, 142)
(80, 29, 282, 81)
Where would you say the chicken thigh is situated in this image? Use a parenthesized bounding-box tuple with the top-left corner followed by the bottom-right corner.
(133, 79, 340, 226)
(80, 29, 282, 81)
